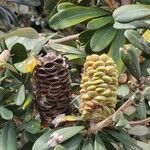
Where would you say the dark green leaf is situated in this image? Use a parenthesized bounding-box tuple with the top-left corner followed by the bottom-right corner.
(44, 0, 59, 13)
(140, 58, 150, 77)
(113, 4, 150, 23)
(11, 43, 28, 63)
(14, 85, 25, 106)
(79, 30, 94, 44)
(137, 101, 147, 119)
(0, 121, 17, 150)
(49, 7, 109, 29)
(0, 106, 13, 120)
(120, 44, 141, 80)
(87, 16, 113, 30)
(105, 129, 142, 150)
(108, 30, 126, 74)
(94, 134, 106, 150)
(124, 30, 150, 55)
(82, 136, 94, 150)
(62, 134, 83, 150)
(90, 25, 117, 52)
(0, 87, 5, 101)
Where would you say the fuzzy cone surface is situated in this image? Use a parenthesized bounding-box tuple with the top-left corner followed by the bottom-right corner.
(33, 53, 71, 127)
(80, 54, 118, 122)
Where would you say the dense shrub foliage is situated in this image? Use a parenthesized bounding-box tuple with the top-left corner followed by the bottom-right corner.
(0, 0, 150, 150)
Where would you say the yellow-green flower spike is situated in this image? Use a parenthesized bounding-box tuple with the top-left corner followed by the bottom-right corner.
(79, 54, 118, 122)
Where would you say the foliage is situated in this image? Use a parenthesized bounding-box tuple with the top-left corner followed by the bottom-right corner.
(0, 0, 150, 150)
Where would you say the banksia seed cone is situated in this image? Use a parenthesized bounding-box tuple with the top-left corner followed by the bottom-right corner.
(33, 53, 71, 127)
(79, 54, 118, 122)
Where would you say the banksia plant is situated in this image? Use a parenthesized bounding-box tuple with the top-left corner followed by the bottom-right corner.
(33, 53, 71, 127)
(79, 54, 118, 122)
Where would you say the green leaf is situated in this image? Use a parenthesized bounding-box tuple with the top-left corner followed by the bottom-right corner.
(94, 134, 106, 150)
(87, 16, 113, 30)
(108, 30, 126, 74)
(64, 54, 85, 64)
(0, 106, 13, 120)
(113, 19, 150, 29)
(143, 87, 150, 100)
(128, 125, 149, 136)
(0, 122, 17, 150)
(62, 134, 82, 150)
(57, 2, 76, 12)
(105, 129, 142, 150)
(82, 136, 93, 150)
(0, 27, 39, 40)
(44, 0, 59, 14)
(50, 43, 84, 55)
(31, 34, 57, 55)
(140, 59, 150, 77)
(14, 85, 25, 106)
(14, 56, 37, 73)
(53, 126, 84, 142)
(123, 106, 136, 116)
(115, 113, 128, 127)
(137, 101, 147, 119)
(113, 4, 150, 23)
(124, 30, 150, 55)
(23, 120, 41, 134)
(49, 6, 109, 29)
(32, 129, 54, 150)
(117, 84, 129, 97)
(79, 30, 94, 43)
(90, 25, 117, 52)
(6, 36, 39, 50)
(136, 141, 150, 150)
(120, 44, 141, 80)
(54, 145, 66, 150)
(11, 43, 28, 63)
(0, 87, 5, 101)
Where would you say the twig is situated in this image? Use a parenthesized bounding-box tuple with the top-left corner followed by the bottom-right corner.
(48, 33, 79, 44)
(90, 97, 133, 133)
(121, 0, 132, 5)
(129, 117, 150, 126)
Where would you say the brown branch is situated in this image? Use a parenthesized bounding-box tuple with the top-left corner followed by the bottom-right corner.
(48, 34, 79, 44)
(121, 0, 132, 5)
(129, 117, 150, 126)
(89, 97, 133, 133)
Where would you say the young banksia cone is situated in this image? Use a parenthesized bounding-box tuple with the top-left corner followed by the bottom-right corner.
(33, 53, 71, 127)
(79, 54, 118, 122)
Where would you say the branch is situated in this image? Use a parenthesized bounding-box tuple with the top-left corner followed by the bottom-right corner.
(89, 97, 133, 133)
(121, 0, 132, 5)
(48, 34, 79, 44)
(129, 117, 150, 126)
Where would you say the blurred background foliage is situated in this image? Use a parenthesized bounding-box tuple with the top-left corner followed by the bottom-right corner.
(0, 0, 150, 150)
